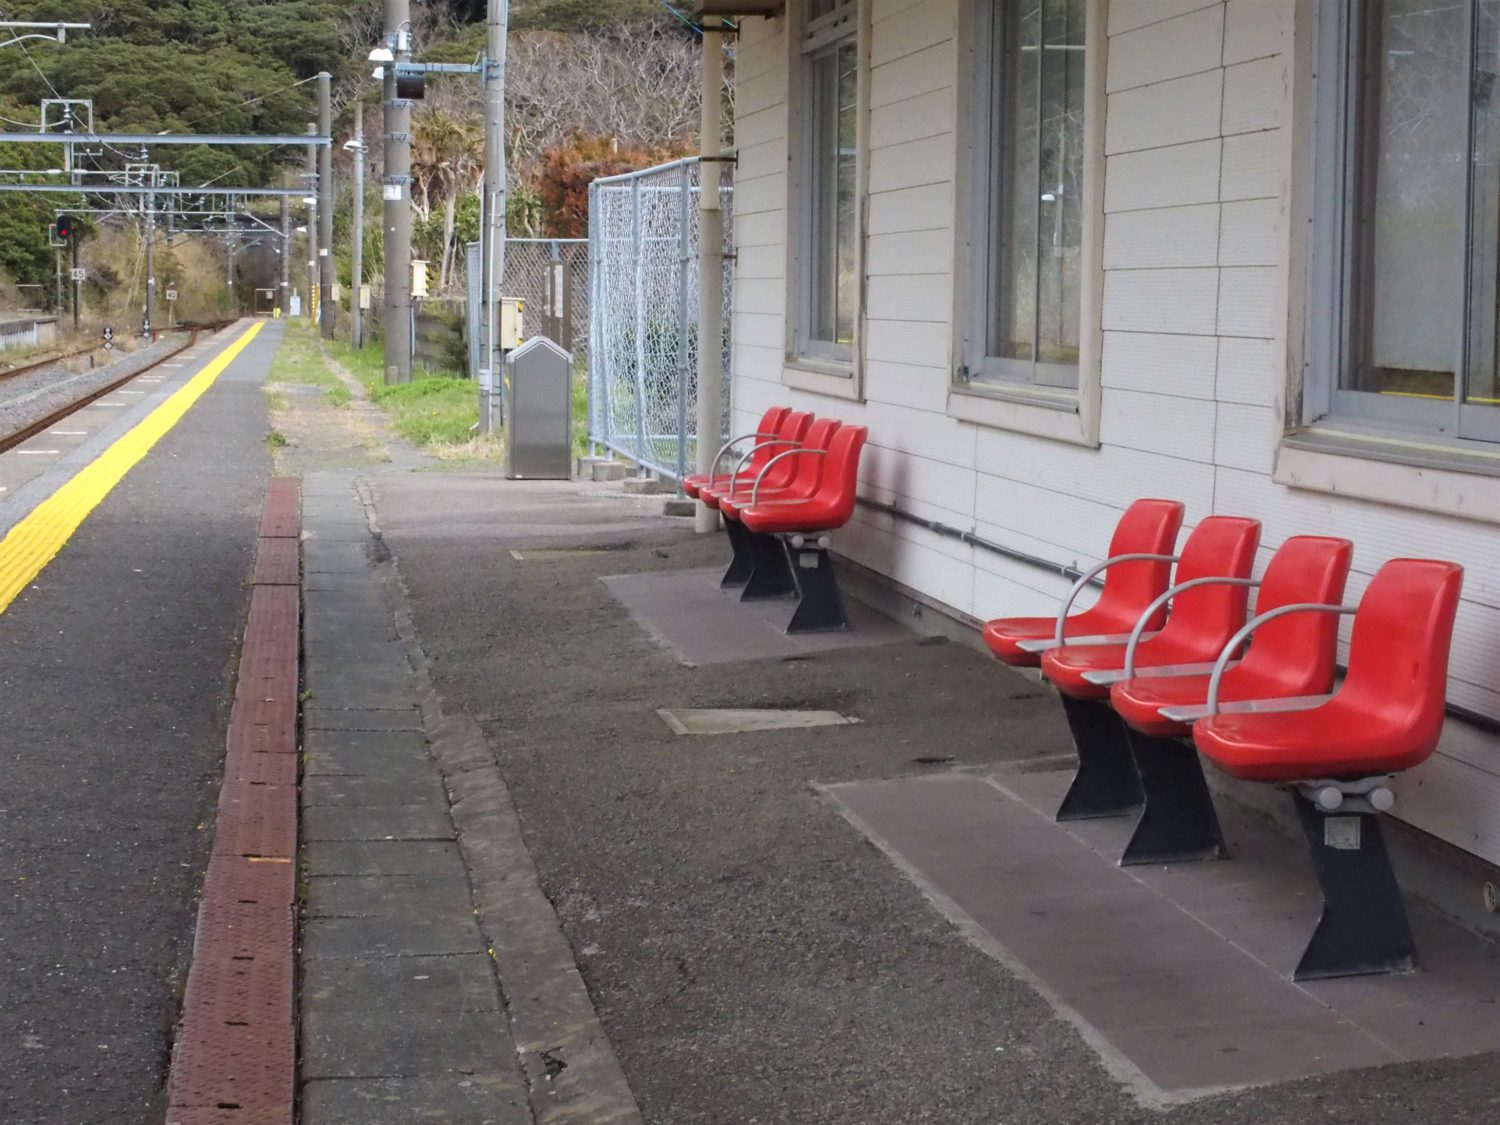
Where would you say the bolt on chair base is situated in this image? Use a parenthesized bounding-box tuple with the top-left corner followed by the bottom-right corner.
(1055, 695, 1144, 821)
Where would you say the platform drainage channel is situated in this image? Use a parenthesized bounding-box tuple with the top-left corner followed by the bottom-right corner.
(657, 708, 860, 736)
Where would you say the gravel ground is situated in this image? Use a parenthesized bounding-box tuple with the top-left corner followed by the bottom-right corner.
(0, 334, 185, 439)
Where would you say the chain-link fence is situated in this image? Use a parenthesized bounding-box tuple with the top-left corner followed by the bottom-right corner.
(588, 157, 733, 482)
(466, 238, 590, 381)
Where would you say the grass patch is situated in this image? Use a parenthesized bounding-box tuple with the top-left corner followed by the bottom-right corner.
(266, 429, 288, 450)
(268, 321, 352, 404)
(324, 337, 479, 448)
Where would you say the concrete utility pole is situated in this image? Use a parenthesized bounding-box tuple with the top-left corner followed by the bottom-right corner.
(317, 72, 335, 339)
(143, 186, 156, 337)
(351, 102, 366, 350)
(383, 0, 413, 384)
(694, 21, 727, 533)
(305, 123, 319, 323)
(279, 193, 291, 315)
(479, 0, 508, 432)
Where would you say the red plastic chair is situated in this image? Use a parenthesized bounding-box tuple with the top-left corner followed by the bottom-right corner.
(682, 406, 788, 499)
(1039, 515, 1261, 822)
(1101, 536, 1353, 865)
(700, 410, 814, 511)
(731, 425, 869, 633)
(982, 499, 1185, 667)
(718, 418, 841, 521)
(1188, 558, 1464, 980)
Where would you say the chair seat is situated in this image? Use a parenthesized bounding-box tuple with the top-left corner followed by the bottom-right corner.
(1111, 668, 1301, 738)
(1041, 633, 1214, 700)
(740, 498, 847, 535)
(1193, 702, 1437, 782)
(982, 605, 1141, 668)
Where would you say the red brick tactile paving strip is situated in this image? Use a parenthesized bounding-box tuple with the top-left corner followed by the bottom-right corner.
(168, 478, 300, 1123)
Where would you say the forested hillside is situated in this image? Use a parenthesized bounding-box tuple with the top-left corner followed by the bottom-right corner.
(0, 0, 711, 306)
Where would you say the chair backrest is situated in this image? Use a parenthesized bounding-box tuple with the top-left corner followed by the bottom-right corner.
(1236, 536, 1353, 695)
(1155, 515, 1261, 653)
(1338, 559, 1464, 757)
(786, 418, 842, 495)
(1092, 498, 1186, 629)
(814, 424, 868, 524)
(757, 410, 815, 487)
(754, 406, 790, 447)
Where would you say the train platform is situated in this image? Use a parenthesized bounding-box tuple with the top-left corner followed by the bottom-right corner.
(5, 320, 1499, 1123)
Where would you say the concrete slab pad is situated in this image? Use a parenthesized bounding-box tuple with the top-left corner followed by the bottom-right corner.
(302, 804, 454, 842)
(305, 872, 474, 918)
(304, 707, 424, 733)
(300, 1075, 529, 1125)
(305, 746, 436, 783)
(302, 771, 448, 808)
(305, 728, 428, 756)
(300, 955, 507, 1076)
(822, 771, 1500, 1102)
(657, 707, 861, 736)
(306, 841, 464, 879)
(301, 911, 485, 959)
(602, 567, 910, 666)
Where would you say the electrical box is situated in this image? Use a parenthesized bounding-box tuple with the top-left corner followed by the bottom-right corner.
(500, 297, 524, 350)
(359, 284, 372, 311)
(503, 337, 572, 480)
(412, 260, 429, 299)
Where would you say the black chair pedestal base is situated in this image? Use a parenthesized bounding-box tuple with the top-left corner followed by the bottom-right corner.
(739, 531, 797, 602)
(784, 539, 849, 634)
(1055, 695, 1143, 821)
(1120, 731, 1228, 865)
(1291, 790, 1417, 980)
(720, 518, 754, 588)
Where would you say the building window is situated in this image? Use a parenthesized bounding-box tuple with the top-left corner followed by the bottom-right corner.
(794, 0, 859, 364)
(1308, 0, 1500, 445)
(964, 0, 1087, 392)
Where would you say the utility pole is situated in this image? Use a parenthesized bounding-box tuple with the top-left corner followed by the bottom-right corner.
(143, 185, 156, 337)
(479, 0, 508, 432)
(383, 0, 413, 384)
(694, 20, 726, 533)
(317, 72, 335, 339)
(54, 245, 63, 315)
(71, 230, 80, 330)
(305, 122, 319, 324)
(351, 102, 365, 350)
(279, 193, 291, 316)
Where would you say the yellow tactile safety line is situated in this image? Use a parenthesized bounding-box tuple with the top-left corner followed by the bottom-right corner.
(0, 322, 263, 615)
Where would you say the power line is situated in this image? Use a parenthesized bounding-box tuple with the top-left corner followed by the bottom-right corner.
(178, 75, 318, 132)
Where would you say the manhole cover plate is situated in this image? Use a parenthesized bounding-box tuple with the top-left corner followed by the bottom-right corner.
(657, 708, 860, 736)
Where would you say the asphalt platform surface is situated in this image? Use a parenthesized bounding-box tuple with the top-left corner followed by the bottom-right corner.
(368, 473, 1500, 1125)
(0, 321, 277, 1122)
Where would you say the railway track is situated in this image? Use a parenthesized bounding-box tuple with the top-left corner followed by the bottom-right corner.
(0, 342, 108, 385)
(0, 321, 232, 455)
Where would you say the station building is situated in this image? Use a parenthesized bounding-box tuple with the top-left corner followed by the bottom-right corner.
(722, 0, 1500, 870)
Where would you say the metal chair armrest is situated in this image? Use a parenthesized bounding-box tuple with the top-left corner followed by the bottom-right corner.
(724, 439, 804, 496)
(749, 448, 827, 506)
(1161, 693, 1335, 724)
(1015, 631, 1154, 655)
(706, 431, 778, 490)
(1082, 660, 1236, 687)
(1051, 554, 1179, 647)
(1201, 603, 1356, 717)
(1122, 576, 1258, 679)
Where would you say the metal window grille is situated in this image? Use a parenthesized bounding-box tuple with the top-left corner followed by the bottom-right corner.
(587, 157, 733, 483)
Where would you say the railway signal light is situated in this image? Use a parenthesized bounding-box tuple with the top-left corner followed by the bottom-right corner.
(54, 213, 76, 241)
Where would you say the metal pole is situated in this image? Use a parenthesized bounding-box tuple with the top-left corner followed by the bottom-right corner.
(351, 102, 365, 349)
(695, 23, 726, 533)
(305, 123, 318, 323)
(383, 0, 413, 384)
(675, 161, 691, 487)
(279, 193, 290, 316)
(317, 72, 335, 339)
(71, 232, 80, 331)
(630, 175, 649, 467)
(54, 245, 62, 316)
(479, 0, 508, 432)
(144, 187, 156, 337)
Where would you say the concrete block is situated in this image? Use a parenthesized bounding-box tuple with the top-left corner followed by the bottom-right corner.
(622, 475, 667, 495)
(590, 459, 629, 483)
(662, 498, 696, 518)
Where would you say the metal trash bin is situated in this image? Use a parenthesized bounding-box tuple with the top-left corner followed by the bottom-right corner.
(503, 336, 573, 480)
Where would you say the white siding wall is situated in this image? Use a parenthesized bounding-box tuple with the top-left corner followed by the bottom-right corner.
(729, 1, 1500, 865)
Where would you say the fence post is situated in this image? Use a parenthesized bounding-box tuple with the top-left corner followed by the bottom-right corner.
(630, 174, 650, 470)
(674, 162, 693, 488)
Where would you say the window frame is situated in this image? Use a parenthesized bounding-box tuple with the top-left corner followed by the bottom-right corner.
(951, 0, 1104, 445)
(1304, 0, 1500, 448)
(789, 0, 861, 371)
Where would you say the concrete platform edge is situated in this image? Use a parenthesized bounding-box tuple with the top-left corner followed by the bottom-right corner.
(352, 478, 644, 1125)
